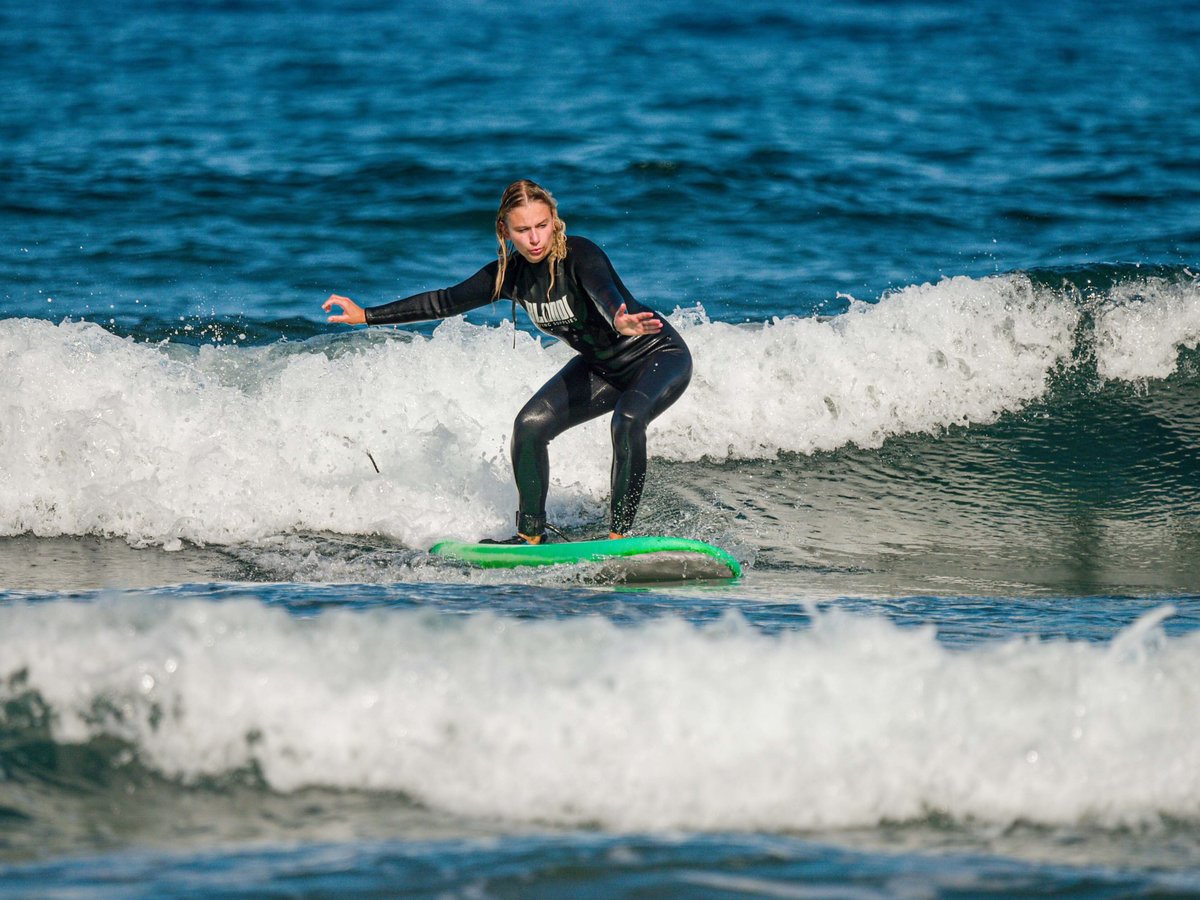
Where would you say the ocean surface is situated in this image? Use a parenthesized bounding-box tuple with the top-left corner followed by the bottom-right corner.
(3, 0, 1200, 895)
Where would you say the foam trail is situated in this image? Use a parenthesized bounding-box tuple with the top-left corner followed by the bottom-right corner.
(2, 598, 1198, 832)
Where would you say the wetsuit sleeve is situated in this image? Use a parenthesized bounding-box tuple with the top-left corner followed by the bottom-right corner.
(363, 261, 499, 326)
(569, 238, 635, 329)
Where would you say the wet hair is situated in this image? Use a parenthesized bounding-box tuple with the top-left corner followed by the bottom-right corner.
(493, 180, 568, 302)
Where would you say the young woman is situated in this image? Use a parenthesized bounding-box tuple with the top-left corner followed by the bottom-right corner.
(323, 180, 692, 544)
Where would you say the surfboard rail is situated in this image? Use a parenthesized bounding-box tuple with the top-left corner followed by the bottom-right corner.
(429, 535, 741, 580)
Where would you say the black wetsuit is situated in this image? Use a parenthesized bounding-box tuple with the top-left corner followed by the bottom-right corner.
(364, 235, 692, 536)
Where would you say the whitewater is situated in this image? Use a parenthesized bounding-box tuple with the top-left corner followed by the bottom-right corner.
(5, 272, 1196, 551)
(2, 595, 1196, 833)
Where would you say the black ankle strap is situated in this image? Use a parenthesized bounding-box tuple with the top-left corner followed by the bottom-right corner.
(516, 511, 546, 536)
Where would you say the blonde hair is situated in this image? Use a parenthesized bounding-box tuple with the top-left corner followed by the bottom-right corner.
(493, 180, 568, 302)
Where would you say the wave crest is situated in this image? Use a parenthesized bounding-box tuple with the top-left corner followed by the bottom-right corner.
(2, 598, 1197, 831)
(3, 269, 1197, 546)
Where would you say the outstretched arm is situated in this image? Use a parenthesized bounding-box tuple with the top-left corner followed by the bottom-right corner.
(322, 262, 501, 328)
(324, 294, 367, 325)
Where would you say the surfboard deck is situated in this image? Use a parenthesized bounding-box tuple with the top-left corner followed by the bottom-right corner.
(429, 535, 741, 582)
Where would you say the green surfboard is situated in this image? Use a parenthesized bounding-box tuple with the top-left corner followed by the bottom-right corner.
(429, 535, 741, 582)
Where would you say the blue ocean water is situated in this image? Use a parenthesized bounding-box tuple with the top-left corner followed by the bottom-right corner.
(3, 0, 1200, 895)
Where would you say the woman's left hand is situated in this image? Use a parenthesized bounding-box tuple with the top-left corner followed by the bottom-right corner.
(614, 303, 663, 337)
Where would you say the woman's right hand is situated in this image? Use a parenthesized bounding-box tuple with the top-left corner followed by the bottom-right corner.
(323, 294, 367, 325)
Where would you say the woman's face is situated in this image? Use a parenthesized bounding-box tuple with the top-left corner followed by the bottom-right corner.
(503, 201, 554, 264)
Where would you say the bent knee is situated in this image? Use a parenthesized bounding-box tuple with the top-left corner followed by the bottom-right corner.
(514, 399, 561, 443)
(610, 406, 649, 442)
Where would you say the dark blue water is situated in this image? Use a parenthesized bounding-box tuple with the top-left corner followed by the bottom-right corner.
(8, 0, 1198, 330)
(3, 0, 1200, 895)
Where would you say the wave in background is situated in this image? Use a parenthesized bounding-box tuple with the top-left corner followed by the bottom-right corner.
(3, 268, 1198, 553)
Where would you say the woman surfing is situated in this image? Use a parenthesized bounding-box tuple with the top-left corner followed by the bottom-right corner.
(324, 180, 692, 545)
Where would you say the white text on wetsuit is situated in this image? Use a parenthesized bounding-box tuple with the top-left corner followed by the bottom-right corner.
(526, 295, 575, 328)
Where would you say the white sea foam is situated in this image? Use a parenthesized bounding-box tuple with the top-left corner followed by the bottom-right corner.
(4, 271, 1195, 546)
(674, 273, 1076, 458)
(1, 597, 1197, 832)
(1093, 276, 1200, 381)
